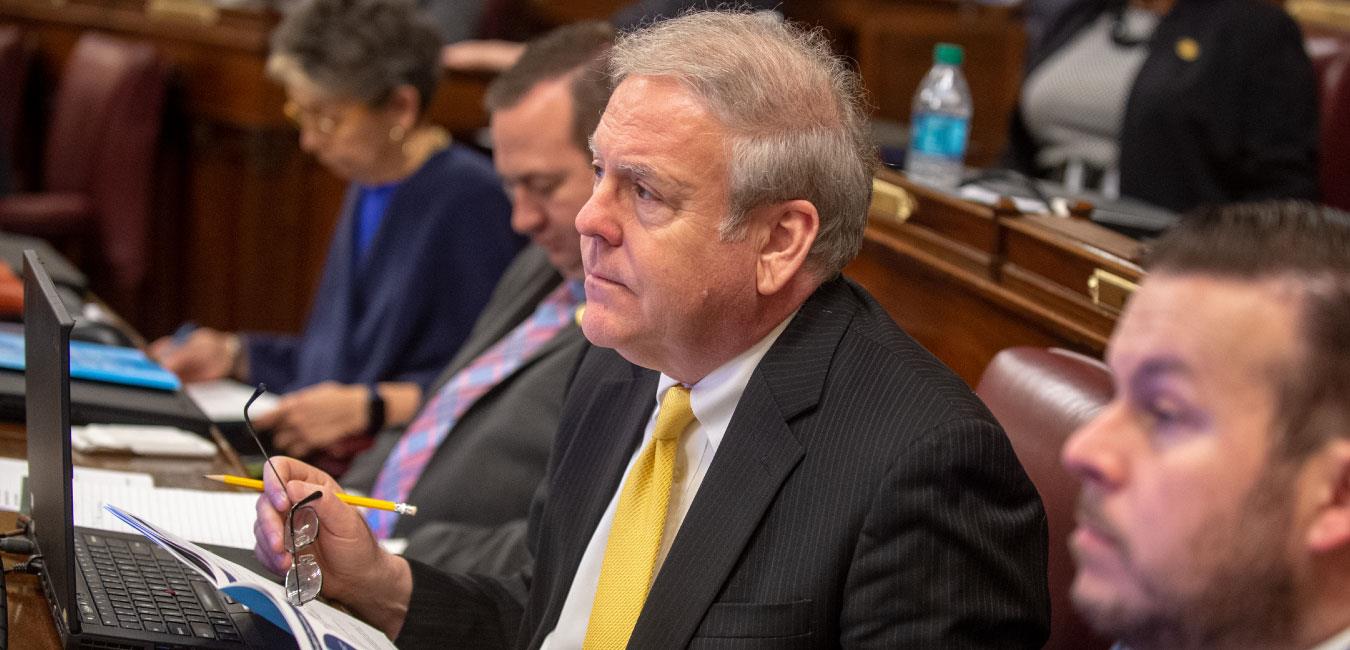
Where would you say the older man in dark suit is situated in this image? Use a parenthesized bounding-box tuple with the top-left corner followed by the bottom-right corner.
(254, 10, 1050, 648)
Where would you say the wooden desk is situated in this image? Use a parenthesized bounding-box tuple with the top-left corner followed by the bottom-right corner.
(845, 169, 1144, 385)
(1, 422, 248, 650)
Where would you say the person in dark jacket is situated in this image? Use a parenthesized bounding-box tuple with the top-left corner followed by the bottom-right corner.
(1005, 0, 1319, 214)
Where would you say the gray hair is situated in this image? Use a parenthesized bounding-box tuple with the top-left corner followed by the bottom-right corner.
(610, 10, 877, 279)
(266, 0, 443, 112)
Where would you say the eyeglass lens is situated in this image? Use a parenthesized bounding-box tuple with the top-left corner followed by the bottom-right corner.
(285, 553, 323, 606)
(284, 490, 323, 606)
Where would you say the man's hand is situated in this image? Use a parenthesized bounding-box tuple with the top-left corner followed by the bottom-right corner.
(440, 39, 525, 73)
(254, 456, 412, 639)
(147, 328, 244, 383)
(256, 382, 369, 456)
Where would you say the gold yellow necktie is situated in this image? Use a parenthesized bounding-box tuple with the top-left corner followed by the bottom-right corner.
(583, 385, 697, 649)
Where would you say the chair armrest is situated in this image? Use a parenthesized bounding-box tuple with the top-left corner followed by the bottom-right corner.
(0, 192, 95, 236)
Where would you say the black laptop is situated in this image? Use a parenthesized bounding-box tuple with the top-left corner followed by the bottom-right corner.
(23, 250, 291, 649)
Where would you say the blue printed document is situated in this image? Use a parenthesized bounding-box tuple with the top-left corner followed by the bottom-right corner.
(106, 505, 397, 650)
(0, 330, 181, 391)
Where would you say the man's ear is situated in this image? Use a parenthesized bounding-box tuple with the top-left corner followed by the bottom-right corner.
(1307, 439, 1350, 553)
(754, 199, 819, 296)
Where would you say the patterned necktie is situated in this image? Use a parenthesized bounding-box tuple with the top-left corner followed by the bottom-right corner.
(365, 280, 583, 538)
(582, 385, 697, 649)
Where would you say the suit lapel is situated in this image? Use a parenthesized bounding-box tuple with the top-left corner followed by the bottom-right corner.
(532, 364, 660, 638)
(628, 278, 860, 647)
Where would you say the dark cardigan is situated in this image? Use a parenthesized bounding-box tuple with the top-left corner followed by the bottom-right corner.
(246, 144, 523, 394)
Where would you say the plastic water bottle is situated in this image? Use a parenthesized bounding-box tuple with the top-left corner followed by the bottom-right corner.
(905, 43, 972, 189)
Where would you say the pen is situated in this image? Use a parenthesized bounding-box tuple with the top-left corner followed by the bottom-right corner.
(205, 474, 418, 516)
(170, 322, 198, 347)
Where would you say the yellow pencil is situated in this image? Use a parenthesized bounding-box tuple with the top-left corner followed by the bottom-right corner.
(205, 474, 418, 516)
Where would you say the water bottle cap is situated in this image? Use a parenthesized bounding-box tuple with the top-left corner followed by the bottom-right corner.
(934, 43, 964, 66)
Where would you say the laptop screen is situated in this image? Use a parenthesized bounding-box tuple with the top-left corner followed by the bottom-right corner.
(23, 248, 80, 635)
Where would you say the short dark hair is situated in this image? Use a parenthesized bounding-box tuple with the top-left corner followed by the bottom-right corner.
(1146, 200, 1350, 459)
(267, 0, 443, 113)
(484, 21, 615, 153)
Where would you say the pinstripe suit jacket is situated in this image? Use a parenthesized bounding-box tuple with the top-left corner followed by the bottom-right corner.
(396, 276, 1050, 648)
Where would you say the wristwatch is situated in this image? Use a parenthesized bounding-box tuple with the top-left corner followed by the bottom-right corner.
(366, 385, 386, 437)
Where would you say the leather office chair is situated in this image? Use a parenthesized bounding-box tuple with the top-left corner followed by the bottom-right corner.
(0, 31, 168, 319)
(0, 24, 34, 196)
(1305, 26, 1350, 212)
(975, 347, 1114, 650)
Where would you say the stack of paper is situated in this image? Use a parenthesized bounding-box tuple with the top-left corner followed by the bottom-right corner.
(0, 457, 259, 549)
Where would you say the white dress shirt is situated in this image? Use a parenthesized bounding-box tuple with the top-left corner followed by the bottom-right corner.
(1311, 625, 1350, 650)
(541, 314, 794, 649)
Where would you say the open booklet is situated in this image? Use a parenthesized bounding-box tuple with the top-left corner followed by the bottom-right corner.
(104, 504, 396, 650)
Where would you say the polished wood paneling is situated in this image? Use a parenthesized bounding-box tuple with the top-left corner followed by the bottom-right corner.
(846, 169, 1143, 385)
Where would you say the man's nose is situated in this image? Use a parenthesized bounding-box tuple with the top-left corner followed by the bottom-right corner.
(575, 182, 620, 246)
(1061, 401, 1129, 490)
(511, 191, 545, 236)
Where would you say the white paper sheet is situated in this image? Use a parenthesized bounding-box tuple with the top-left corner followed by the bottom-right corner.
(0, 457, 154, 512)
(185, 379, 280, 423)
(76, 484, 259, 549)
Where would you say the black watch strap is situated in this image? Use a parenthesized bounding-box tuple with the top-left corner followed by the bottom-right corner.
(366, 385, 386, 437)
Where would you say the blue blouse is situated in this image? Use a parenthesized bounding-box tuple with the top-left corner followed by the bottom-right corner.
(245, 144, 523, 394)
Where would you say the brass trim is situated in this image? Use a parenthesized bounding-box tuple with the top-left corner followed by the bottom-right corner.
(870, 177, 915, 228)
(1088, 268, 1138, 313)
(146, 0, 221, 25)
(1288, 0, 1350, 30)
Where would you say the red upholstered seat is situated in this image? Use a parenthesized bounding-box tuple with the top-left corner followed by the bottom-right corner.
(976, 347, 1114, 650)
(0, 31, 167, 317)
(1305, 26, 1350, 212)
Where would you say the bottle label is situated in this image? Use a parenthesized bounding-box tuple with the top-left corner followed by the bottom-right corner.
(910, 113, 969, 160)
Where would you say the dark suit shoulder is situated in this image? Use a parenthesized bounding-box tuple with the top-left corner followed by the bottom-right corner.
(774, 277, 997, 434)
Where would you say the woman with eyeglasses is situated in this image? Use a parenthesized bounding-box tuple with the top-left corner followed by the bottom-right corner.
(150, 0, 522, 474)
(1003, 0, 1319, 216)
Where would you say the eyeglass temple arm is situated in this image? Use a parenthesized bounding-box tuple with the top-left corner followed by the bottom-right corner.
(244, 384, 288, 499)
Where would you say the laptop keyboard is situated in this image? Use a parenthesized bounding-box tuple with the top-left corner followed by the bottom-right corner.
(74, 531, 243, 642)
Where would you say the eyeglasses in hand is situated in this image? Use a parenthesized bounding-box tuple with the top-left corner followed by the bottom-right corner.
(245, 384, 324, 606)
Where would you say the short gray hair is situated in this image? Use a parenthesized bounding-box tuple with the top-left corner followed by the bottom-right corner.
(267, 0, 443, 112)
(610, 10, 877, 279)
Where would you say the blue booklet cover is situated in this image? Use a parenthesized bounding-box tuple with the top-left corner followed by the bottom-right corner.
(0, 330, 181, 392)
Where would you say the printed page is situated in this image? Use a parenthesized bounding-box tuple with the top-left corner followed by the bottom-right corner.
(78, 484, 259, 549)
(106, 504, 397, 650)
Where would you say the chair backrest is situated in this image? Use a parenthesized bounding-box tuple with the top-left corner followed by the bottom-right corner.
(0, 24, 34, 195)
(976, 346, 1114, 650)
(44, 31, 168, 299)
(1305, 26, 1350, 212)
